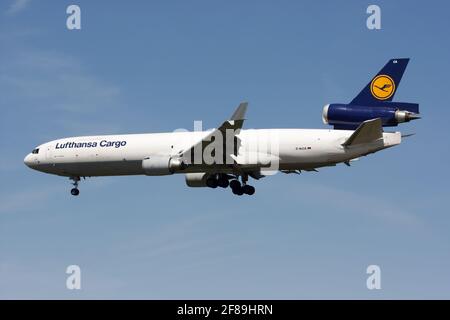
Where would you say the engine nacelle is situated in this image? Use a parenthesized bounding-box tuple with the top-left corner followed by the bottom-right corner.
(142, 156, 185, 176)
(185, 173, 209, 187)
(322, 102, 420, 129)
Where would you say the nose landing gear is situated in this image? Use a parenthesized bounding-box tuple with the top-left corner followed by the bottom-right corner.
(70, 176, 80, 196)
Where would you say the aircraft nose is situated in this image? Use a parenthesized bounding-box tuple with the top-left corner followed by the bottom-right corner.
(24, 153, 34, 168)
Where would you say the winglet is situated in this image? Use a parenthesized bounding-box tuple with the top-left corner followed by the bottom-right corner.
(342, 118, 383, 147)
(230, 102, 248, 120)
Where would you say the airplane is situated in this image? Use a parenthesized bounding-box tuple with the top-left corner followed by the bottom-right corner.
(24, 58, 420, 196)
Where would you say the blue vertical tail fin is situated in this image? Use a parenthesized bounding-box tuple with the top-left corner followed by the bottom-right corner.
(350, 58, 409, 106)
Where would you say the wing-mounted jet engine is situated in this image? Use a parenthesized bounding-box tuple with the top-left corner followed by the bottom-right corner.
(322, 58, 420, 130)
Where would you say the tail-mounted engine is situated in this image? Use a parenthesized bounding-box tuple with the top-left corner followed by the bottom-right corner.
(322, 102, 420, 130)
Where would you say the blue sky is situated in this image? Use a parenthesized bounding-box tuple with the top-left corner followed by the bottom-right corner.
(1, 0, 450, 299)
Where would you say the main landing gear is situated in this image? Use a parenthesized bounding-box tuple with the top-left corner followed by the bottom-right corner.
(206, 173, 256, 196)
(206, 174, 229, 189)
(230, 179, 255, 196)
(70, 176, 80, 196)
(230, 174, 255, 196)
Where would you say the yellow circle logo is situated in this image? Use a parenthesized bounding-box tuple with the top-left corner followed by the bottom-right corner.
(370, 75, 395, 100)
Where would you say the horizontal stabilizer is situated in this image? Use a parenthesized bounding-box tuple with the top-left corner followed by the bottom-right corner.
(342, 118, 383, 147)
(401, 133, 415, 138)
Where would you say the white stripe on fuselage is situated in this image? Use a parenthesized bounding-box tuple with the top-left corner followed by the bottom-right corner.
(25, 129, 401, 177)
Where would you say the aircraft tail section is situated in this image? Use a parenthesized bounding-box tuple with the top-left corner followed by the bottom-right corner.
(323, 58, 419, 130)
(350, 58, 409, 105)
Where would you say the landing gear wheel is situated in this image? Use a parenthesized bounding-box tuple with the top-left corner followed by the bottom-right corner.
(242, 185, 255, 195)
(231, 186, 244, 195)
(230, 180, 243, 195)
(69, 177, 81, 196)
(217, 177, 229, 188)
(229, 180, 241, 190)
(206, 177, 218, 188)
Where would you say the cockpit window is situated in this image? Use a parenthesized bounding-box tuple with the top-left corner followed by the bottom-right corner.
(32, 148, 39, 154)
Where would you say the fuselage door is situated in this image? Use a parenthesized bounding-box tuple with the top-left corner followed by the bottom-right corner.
(45, 144, 53, 160)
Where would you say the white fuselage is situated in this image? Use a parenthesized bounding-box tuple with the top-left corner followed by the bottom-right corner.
(24, 128, 401, 177)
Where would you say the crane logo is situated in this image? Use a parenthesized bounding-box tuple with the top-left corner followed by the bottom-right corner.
(370, 74, 395, 100)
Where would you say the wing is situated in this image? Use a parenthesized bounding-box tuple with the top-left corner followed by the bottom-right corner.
(178, 102, 248, 166)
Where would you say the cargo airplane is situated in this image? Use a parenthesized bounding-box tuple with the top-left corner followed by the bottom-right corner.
(24, 58, 420, 196)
